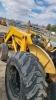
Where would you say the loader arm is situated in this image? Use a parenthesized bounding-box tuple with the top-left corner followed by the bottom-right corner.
(4, 27, 33, 51)
(4, 27, 25, 43)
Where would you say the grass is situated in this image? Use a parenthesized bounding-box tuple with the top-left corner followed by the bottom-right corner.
(42, 33, 56, 42)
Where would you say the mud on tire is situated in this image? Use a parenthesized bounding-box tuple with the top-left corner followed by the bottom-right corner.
(5, 52, 48, 100)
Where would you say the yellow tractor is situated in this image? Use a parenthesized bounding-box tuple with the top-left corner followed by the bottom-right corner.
(0, 23, 56, 100)
(0, 20, 7, 26)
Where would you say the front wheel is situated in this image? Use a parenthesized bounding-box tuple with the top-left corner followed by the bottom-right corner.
(0, 43, 8, 61)
(5, 52, 48, 100)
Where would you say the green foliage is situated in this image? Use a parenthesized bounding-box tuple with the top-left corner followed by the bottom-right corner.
(46, 24, 51, 31)
(47, 24, 56, 32)
(51, 25, 56, 32)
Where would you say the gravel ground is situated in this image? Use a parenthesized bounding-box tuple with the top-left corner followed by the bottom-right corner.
(0, 60, 7, 100)
(0, 25, 12, 100)
(0, 50, 14, 100)
(0, 25, 10, 32)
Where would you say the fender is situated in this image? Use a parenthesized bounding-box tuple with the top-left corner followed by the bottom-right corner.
(28, 44, 56, 74)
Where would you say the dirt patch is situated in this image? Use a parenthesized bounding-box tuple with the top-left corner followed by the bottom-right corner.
(0, 50, 12, 100)
(0, 61, 7, 100)
(0, 50, 15, 100)
(0, 25, 14, 100)
(0, 25, 10, 33)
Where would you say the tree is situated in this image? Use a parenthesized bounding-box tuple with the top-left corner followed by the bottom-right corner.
(52, 25, 56, 32)
(46, 24, 51, 31)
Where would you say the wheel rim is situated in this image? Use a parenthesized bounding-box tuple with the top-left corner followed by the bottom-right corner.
(9, 66, 20, 98)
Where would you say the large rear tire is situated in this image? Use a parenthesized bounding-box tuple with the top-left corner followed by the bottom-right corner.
(5, 52, 48, 100)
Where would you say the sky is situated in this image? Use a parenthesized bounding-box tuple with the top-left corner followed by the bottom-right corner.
(0, 0, 56, 25)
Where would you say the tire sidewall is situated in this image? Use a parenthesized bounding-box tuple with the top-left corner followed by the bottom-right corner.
(5, 57, 24, 100)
